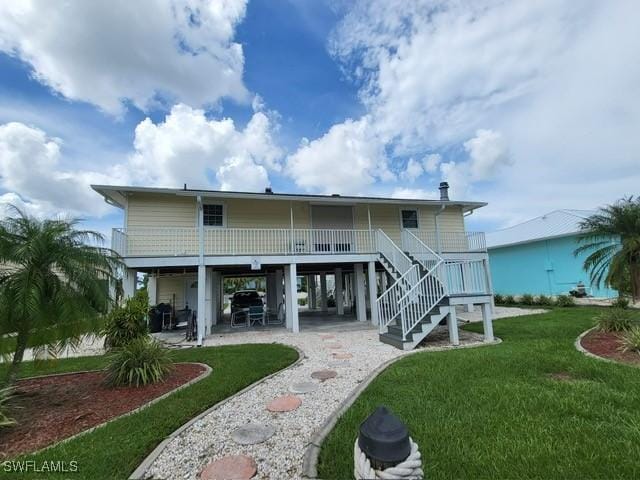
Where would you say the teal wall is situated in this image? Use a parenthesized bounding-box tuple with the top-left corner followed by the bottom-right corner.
(488, 235, 616, 298)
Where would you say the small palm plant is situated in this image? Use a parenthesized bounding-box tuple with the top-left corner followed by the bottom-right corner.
(106, 337, 173, 387)
(0, 208, 120, 387)
(619, 327, 640, 354)
(576, 197, 640, 302)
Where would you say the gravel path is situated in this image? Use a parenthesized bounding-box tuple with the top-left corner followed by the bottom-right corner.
(143, 323, 491, 480)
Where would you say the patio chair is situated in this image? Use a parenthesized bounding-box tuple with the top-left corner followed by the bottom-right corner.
(231, 308, 249, 328)
(248, 305, 266, 327)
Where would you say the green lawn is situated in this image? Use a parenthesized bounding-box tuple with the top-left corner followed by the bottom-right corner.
(0, 343, 298, 479)
(318, 307, 640, 479)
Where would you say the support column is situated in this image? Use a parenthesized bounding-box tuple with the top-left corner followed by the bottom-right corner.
(123, 268, 136, 301)
(197, 264, 206, 346)
(367, 261, 379, 326)
(308, 275, 317, 310)
(380, 271, 388, 293)
(285, 264, 299, 332)
(266, 272, 277, 311)
(354, 264, 366, 322)
(481, 302, 494, 342)
(211, 271, 222, 326)
(447, 306, 460, 346)
(334, 268, 344, 315)
(205, 268, 213, 335)
(147, 274, 158, 306)
(320, 273, 328, 312)
(275, 269, 284, 312)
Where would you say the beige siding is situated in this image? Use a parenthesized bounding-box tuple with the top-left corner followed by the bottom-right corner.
(225, 199, 310, 229)
(127, 193, 197, 229)
(157, 276, 187, 309)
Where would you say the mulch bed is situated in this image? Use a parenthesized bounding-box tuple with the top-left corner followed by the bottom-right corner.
(0, 363, 206, 459)
(581, 329, 640, 366)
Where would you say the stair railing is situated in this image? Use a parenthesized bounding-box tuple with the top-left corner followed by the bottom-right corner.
(376, 264, 420, 333)
(401, 229, 442, 271)
(375, 230, 415, 278)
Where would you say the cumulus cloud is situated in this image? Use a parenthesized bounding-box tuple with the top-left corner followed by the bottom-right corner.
(422, 154, 441, 174)
(286, 117, 393, 194)
(400, 158, 424, 182)
(0, 0, 249, 115)
(391, 188, 437, 200)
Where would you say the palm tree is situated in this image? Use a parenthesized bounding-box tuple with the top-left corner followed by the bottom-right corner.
(0, 208, 120, 386)
(575, 197, 640, 301)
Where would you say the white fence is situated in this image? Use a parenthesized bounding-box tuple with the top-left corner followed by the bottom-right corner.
(415, 231, 486, 252)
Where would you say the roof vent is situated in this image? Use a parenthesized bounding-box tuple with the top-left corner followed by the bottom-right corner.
(183, 183, 187, 191)
(265, 187, 273, 194)
(332, 193, 340, 197)
(439, 182, 449, 201)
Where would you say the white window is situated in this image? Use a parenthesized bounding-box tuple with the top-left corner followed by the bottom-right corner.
(203, 204, 224, 227)
(401, 209, 419, 229)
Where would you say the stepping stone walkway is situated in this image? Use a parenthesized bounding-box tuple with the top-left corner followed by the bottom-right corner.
(231, 423, 276, 445)
(320, 334, 335, 339)
(288, 381, 319, 394)
(311, 369, 337, 382)
(266, 394, 302, 412)
(324, 343, 343, 349)
(332, 352, 353, 359)
(200, 454, 257, 480)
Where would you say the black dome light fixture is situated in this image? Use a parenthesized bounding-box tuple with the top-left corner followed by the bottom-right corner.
(358, 405, 411, 471)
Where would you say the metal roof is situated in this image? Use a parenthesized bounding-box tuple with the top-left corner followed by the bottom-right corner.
(91, 184, 487, 211)
(486, 209, 597, 249)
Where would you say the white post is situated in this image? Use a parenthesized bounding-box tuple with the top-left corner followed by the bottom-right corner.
(205, 268, 213, 335)
(275, 269, 284, 313)
(447, 306, 460, 346)
(367, 261, 379, 326)
(335, 268, 344, 315)
(285, 264, 299, 332)
(197, 264, 206, 346)
(344, 273, 351, 306)
(481, 302, 494, 342)
(308, 274, 317, 310)
(123, 268, 136, 301)
(320, 273, 328, 312)
(380, 271, 388, 293)
(284, 265, 292, 330)
(147, 274, 157, 306)
(354, 264, 366, 322)
(211, 271, 221, 326)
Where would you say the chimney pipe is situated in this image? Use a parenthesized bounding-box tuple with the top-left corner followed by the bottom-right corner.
(439, 182, 449, 201)
(265, 187, 273, 194)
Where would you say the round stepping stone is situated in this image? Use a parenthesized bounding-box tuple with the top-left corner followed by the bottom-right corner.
(230, 423, 275, 445)
(289, 381, 319, 394)
(311, 369, 338, 382)
(200, 455, 257, 480)
(332, 352, 353, 359)
(266, 394, 302, 412)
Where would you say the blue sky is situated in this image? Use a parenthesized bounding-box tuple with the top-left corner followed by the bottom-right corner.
(0, 0, 639, 238)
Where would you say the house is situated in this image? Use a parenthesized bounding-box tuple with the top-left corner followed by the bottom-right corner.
(93, 182, 495, 350)
(486, 209, 617, 298)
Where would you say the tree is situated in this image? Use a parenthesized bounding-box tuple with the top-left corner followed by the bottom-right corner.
(575, 197, 640, 301)
(0, 208, 120, 386)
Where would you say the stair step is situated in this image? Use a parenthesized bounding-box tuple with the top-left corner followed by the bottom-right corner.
(379, 332, 414, 350)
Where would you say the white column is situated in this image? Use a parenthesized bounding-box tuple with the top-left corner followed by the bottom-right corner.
(367, 261, 379, 326)
(354, 264, 366, 322)
(284, 265, 292, 329)
(335, 268, 344, 315)
(275, 269, 284, 312)
(308, 275, 317, 310)
(481, 302, 494, 342)
(320, 273, 328, 312)
(197, 264, 206, 346)
(211, 271, 222, 326)
(285, 264, 299, 332)
(205, 268, 213, 334)
(147, 274, 157, 306)
(447, 306, 460, 346)
(123, 268, 136, 301)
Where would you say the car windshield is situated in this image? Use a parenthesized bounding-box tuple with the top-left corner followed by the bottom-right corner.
(234, 291, 259, 299)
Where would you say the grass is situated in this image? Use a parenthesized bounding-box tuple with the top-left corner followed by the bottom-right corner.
(318, 307, 640, 479)
(0, 343, 298, 479)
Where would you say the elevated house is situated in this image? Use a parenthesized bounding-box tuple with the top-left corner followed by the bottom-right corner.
(486, 209, 617, 298)
(93, 182, 494, 350)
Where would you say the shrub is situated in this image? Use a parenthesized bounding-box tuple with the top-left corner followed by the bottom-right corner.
(619, 327, 640, 353)
(595, 308, 636, 332)
(0, 387, 15, 428)
(536, 295, 553, 306)
(555, 295, 576, 307)
(106, 337, 173, 387)
(493, 293, 505, 305)
(298, 298, 307, 306)
(520, 294, 535, 306)
(611, 296, 630, 309)
(103, 290, 149, 350)
(503, 295, 516, 306)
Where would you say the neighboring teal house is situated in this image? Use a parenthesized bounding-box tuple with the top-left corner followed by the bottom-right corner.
(486, 210, 616, 298)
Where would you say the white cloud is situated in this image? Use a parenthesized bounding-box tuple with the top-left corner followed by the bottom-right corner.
(400, 158, 424, 182)
(423, 154, 441, 173)
(129, 103, 281, 190)
(286, 117, 393, 194)
(0, 0, 249, 115)
(391, 188, 437, 200)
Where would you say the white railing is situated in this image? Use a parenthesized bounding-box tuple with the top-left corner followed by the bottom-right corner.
(376, 264, 421, 331)
(397, 261, 447, 340)
(415, 231, 486, 252)
(441, 260, 490, 295)
(112, 227, 376, 257)
(401, 230, 441, 271)
(375, 230, 414, 277)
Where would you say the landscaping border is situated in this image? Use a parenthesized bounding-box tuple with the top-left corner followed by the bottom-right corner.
(301, 338, 502, 479)
(574, 327, 640, 368)
(129, 344, 304, 480)
(27, 362, 212, 457)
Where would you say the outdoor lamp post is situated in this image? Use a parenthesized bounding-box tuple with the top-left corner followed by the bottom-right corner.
(354, 406, 423, 479)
